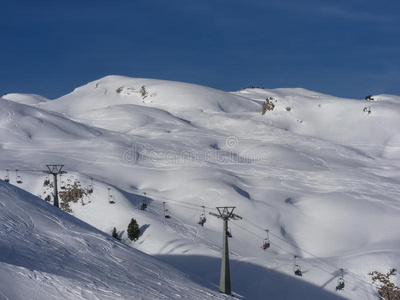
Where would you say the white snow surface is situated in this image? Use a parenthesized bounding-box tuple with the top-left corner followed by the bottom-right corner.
(1, 76, 400, 299)
(2, 93, 50, 105)
(0, 181, 222, 300)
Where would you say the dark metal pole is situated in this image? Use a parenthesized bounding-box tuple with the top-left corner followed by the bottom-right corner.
(220, 217, 231, 295)
(53, 173, 59, 208)
(45, 165, 65, 208)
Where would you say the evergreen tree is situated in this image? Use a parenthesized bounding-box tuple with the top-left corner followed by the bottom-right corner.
(127, 218, 140, 241)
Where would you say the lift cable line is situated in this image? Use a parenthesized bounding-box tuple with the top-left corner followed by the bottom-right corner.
(62, 170, 218, 211)
(1, 168, 44, 172)
(209, 207, 242, 296)
(229, 220, 378, 297)
(239, 217, 378, 290)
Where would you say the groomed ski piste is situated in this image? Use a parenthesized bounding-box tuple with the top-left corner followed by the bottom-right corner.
(1, 75, 400, 299)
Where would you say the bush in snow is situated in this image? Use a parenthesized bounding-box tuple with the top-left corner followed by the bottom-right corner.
(261, 97, 275, 115)
(112, 227, 121, 241)
(127, 218, 140, 241)
(59, 179, 90, 213)
(140, 85, 148, 101)
(365, 95, 375, 101)
(363, 107, 372, 115)
(369, 269, 400, 300)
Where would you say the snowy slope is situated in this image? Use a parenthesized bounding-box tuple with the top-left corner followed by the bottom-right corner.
(1, 93, 50, 105)
(41, 75, 258, 115)
(0, 180, 223, 300)
(1, 76, 400, 299)
(234, 88, 400, 158)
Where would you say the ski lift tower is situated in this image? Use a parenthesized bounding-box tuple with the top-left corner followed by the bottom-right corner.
(209, 206, 242, 295)
(44, 165, 67, 208)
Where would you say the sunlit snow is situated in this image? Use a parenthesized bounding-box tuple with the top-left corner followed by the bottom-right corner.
(1, 76, 399, 299)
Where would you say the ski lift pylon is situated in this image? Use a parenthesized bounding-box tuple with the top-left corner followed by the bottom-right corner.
(163, 202, 171, 219)
(293, 256, 302, 276)
(336, 268, 345, 291)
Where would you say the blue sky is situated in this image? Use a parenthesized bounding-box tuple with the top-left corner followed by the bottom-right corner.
(1, 0, 399, 99)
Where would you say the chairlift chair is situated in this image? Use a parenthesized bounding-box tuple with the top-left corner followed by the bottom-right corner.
(4, 170, 10, 183)
(108, 188, 116, 204)
(293, 256, 302, 276)
(262, 230, 270, 250)
(109, 195, 116, 204)
(16, 170, 23, 184)
(198, 206, 206, 226)
(43, 175, 50, 187)
(60, 174, 66, 190)
(226, 227, 233, 238)
(262, 239, 270, 250)
(88, 178, 93, 194)
(163, 202, 171, 219)
(336, 269, 345, 291)
(198, 214, 206, 226)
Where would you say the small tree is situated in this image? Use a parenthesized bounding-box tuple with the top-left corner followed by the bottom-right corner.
(127, 218, 140, 241)
(112, 227, 121, 240)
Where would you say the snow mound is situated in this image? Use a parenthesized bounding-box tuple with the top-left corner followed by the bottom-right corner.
(233, 88, 400, 158)
(42, 75, 258, 116)
(0, 99, 102, 142)
(2, 93, 50, 105)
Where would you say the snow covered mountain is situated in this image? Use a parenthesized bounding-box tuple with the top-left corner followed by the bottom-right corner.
(1, 76, 399, 299)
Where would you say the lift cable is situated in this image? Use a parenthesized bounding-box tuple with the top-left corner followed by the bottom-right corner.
(238, 218, 379, 293)
(63, 170, 218, 210)
(229, 221, 378, 298)
(0, 167, 384, 296)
